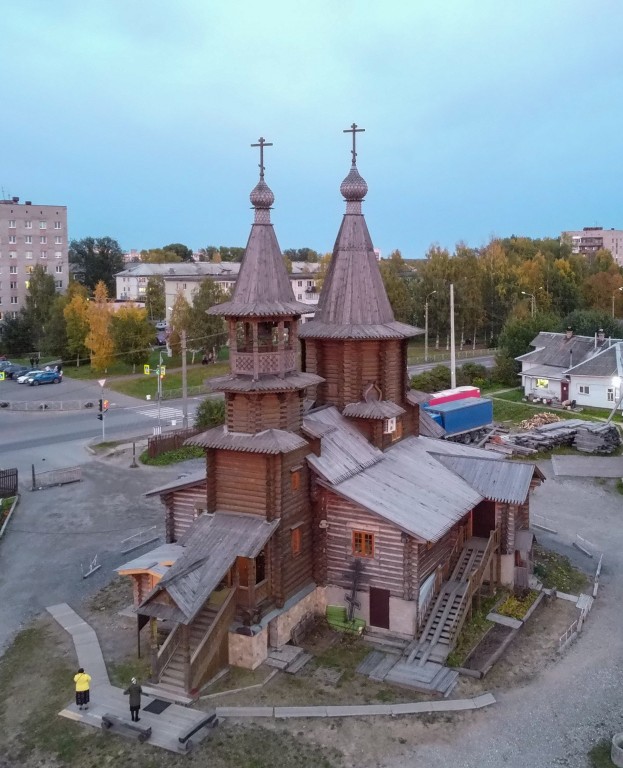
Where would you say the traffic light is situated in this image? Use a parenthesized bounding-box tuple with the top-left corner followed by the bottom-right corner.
(97, 398, 104, 421)
(103, 399, 109, 413)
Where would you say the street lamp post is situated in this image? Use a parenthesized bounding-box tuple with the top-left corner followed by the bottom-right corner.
(424, 290, 436, 363)
(521, 291, 536, 318)
(612, 287, 623, 318)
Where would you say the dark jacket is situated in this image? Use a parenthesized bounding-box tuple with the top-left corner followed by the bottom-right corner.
(124, 682, 142, 707)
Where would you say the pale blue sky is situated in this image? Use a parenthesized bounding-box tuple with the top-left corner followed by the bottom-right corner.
(2, 1, 622, 257)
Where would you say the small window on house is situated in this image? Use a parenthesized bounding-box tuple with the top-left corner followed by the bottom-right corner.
(352, 530, 374, 558)
(291, 527, 302, 556)
(579, 385, 590, 395)
(608, 388, 616, 402)
(290, 467, 302, 491)
(536, 378, 548, 389)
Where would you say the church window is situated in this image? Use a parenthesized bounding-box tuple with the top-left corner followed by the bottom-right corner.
(291, 527, 302, 556)
(352, 530, 374, 558)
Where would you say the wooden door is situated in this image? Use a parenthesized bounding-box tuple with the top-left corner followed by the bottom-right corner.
(369, 587, 390, 629)
(561, 380, 569, 401)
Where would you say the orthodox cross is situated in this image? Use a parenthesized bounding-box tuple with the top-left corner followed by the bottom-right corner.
(251, 136, 273, 178)
(343, 122, 365, 165)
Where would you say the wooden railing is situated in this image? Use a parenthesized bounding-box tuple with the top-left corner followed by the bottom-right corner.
(155, 623, 183, 679)
(190, 587, 236, 691)
(448, 527, 500, 648)
(417, 566, 443, 629)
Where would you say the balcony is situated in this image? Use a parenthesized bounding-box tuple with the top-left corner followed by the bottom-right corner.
(231, 349, 296, 375)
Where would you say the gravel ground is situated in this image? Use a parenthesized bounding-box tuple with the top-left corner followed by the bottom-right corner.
(389, 462, 623, 768)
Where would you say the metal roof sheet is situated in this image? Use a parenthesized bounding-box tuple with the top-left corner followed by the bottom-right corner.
(186, 426, 308, 454)
(520, 365, 567, 379)
(517, 332, 622, 368)
(566, 342, 622, 377)
(433, 454, 536, 505)
(141, 513, 278, 623)
(116, 543, 184, 575)
(115, 262, 240, 278)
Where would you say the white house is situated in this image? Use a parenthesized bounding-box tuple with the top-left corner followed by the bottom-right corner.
(566, 343, 623, 409)
(517, 328, 622, 404)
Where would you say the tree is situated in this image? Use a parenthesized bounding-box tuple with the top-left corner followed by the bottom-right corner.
(64, 291, 90, 366)
(85, 281, 114, 371)
(43, 295, 69, 358)
(194, 398, 226, 429)
(187, 279, 228, 355)
(162, 243, 194, 262)
(23, 265, 57, 350)
(110, 305, 154, 368)
(379, 250, 412, 323)
(561, 309, 621, 338)
(494, 311, 561, 384)
(168, 291, 192, 356)
(69, 237, 124, 294)
(315, 252, 332, 291)
(0, 313, 33, 357)
(283, 248, 320, 263)
(145, 276, 165, 321)
(140, 248, 181, 264)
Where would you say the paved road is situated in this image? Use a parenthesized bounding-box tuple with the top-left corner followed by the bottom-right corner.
(407, 354, 495, 376)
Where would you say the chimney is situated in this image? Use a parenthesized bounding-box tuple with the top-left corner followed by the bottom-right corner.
(569, 349, 573, 368)
(565, 327, 573, 340)
(598, 328, 605, 343)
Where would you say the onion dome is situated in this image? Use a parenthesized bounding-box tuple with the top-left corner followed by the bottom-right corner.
(250, 178, 274, 209)
(340, 164, 368, 202)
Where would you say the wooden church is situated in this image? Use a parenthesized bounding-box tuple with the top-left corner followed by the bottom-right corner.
(118, 130, 543, 698)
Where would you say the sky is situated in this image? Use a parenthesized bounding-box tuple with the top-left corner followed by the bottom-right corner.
(2, 1, 622, 259)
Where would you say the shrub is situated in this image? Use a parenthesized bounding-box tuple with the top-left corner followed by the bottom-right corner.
(194, 397, 226, 429)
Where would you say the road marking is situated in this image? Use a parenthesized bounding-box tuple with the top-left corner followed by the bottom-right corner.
(132, 405, 196, 421)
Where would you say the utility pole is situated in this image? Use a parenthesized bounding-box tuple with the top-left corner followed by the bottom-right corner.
(450, 283, 456, 389)
(181, 329, 188, 428)
(157, 350, 162, 435)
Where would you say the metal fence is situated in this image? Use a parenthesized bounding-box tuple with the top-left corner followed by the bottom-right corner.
(161, 385, 210, 401)
(147, 426, 203, 459)
(0, 400, 97, 411)
(32, 465, 82, 490)
(0, 468, 18, 498)
(407, 348, 498, 365)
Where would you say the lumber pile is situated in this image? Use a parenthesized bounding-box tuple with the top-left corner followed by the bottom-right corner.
(574, 423, 621, 454)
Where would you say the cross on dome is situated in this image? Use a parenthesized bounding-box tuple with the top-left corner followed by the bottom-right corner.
(251, 136, 273, 179)
(343, 123, 365, 166)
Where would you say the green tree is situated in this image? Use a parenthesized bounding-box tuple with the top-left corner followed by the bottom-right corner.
(23, 265, 57, 350)
(168, 291, 192, 356)
(110, 305, 154, 368)
(43, 295, 69, 358)
(494, 311, 561, 384)
(69, 237, 124, 294)
(162, 243, 194, 262)
(562, 309, 622, 338)
(140, 248, 181, 264)
(379, 250, 412, 323)
(145, 276, 165, 321)
(194, 398, 226, 429)
(64, 289, 90, 366)
(0, 312, 33, 356)
(85, 281, 114, 372)
(283, 248, 320, 263)
(187, 279, 228, 355)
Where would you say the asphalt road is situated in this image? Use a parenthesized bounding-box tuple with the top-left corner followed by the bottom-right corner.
(407, 354, 495, 376)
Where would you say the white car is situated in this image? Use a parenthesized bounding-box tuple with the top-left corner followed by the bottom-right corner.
(17, 369, 40, 384)
(155, 321, 167, 331)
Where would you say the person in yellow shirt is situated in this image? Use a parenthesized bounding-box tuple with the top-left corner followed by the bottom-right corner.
(74, 667, 91, 711)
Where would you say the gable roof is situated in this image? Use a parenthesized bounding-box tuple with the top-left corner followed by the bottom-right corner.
(517, 332, 622, 369)
(139, 512, 278, 623)
(144, 470, 206, 498)
(303, 407, 537, 543)
(566, 342, 623, 378)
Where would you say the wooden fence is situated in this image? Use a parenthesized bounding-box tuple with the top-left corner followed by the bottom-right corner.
(0, 468, 18, 498)
(147, 427, 203, 459)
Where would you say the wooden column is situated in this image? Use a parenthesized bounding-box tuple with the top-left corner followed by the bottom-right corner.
(252, 321, 259, 380)
(277, 320, 285, 377)
(182, 625, 191, 692)
(150, 618, 159, 680)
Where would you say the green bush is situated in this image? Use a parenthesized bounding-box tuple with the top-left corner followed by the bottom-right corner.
(194, 397, 226, 429)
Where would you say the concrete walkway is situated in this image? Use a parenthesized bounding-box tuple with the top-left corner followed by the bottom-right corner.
(47, 603, 214, 753)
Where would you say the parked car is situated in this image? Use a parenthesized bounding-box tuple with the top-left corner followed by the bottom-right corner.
(0, 360, 13, 372)
(3, 364, 29, 379)
(155, 321, 167, 330)
(27, 370, 62, 386)
(17, 369, 41, 384)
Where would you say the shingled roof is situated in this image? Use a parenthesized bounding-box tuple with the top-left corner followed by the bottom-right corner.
(208, 168, 310, 319)
(566, 342, 623, 378)
(517, 332, 622, 369)
(300, 155, 422, 341)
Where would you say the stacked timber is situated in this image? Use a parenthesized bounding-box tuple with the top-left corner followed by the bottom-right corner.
(518, 413, 562, 430)
(574, 423, 621, 454)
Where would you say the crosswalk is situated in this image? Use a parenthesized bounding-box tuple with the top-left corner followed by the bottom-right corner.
(134, 405, 189, 422)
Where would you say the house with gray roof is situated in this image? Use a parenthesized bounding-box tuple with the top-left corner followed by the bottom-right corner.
(517, 328, 622, 403)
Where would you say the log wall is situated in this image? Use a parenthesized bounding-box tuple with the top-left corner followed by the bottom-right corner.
(164, 483, 207, 543)
(226, 391, 304, 433)
(214, 451, 269, 515)
(417, 526, 459, 583)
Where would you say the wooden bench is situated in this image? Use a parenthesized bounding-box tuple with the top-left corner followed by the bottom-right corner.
(177, 712, 218, 752)
(101, 713, 152, 743)
(326, 605, 366, 635)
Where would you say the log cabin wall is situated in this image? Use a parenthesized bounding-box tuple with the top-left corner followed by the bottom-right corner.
(164, 483, 208, 543)
(417, 526, 460, 583)
(321, 489, 412, 598)
(215, 451, 269, 515)
(516, 501, 529, 531)
(227, 391, 304, 433)
(206, 450, 217, 513)
(495, 502, 517, 554)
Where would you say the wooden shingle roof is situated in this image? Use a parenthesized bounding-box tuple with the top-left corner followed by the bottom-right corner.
(186, 425, 308, 454)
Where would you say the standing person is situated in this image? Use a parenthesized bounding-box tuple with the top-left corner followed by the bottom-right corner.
(74, 667, 91, 711)
(124, 677, 142, 722)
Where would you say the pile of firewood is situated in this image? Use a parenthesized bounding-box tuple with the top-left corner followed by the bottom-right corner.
(519, 412, 563, 431)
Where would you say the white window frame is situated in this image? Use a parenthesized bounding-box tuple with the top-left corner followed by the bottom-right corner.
(578, 385, 590, 395)
(25, 251, 33, 260)
(10, 296, 18, 304)
(40, 235, 47, 244)
(54, 251, 62, 259)
(54, 235, 62, 244)
(8, 235, 16, 244)
(55, 265, 62, 273)
(54, 221, 62, 229)
(39, 221, 47, 229)
(9, 266, 17, 274)
(25, 235, 32, 244)
(8, 220, 15, 228)
(40, 251, 47, 259)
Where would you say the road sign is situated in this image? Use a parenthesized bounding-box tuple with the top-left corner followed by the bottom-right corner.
(0, 372, 5, 381)
(144, 364, 150, 375)
(98, 378, 106, 388)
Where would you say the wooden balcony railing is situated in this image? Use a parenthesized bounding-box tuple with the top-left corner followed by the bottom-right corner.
(190, 587, 236, 692)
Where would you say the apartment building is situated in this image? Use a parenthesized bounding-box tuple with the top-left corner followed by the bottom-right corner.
(0, 196, 68, 320)
(562, 227, 623, 265)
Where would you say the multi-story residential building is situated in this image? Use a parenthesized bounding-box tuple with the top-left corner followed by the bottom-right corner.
(0, 196, 68, 320)
(115, 261, 320, 320)
(562, 227, 623, 265)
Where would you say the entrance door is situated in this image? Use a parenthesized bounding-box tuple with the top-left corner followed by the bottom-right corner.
(561, 380, 569, 401)
(369, 587, 390, 629)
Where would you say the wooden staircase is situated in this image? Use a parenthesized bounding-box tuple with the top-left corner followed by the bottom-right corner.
(405, 535, 494, 667)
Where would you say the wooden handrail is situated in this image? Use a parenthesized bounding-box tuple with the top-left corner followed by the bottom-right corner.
(156, 623, 182, 677)
(189, 587, 236, 689)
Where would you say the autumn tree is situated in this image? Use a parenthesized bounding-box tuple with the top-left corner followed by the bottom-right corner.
(162, 243, 193, 262)
(64, 285, 90, 366)
(110, 305, 154, 369)
(85, 281, 114, 372)
(140, 248, 181, 264)
(167, 291, 192, 356)
(145, 276, 165, 320)
(379, 250, 412, 323)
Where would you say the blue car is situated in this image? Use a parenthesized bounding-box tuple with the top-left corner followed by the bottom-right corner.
(27, 370, 62, 386)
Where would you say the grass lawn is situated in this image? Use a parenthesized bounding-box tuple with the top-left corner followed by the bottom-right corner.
(107, 362, 229, 399)
(446, 592, 501, 668)
(0, 496, 15, 531)
(533, 545, 590, 593)
(140, 446, 204, 465)
(588, 738, 615, 767)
